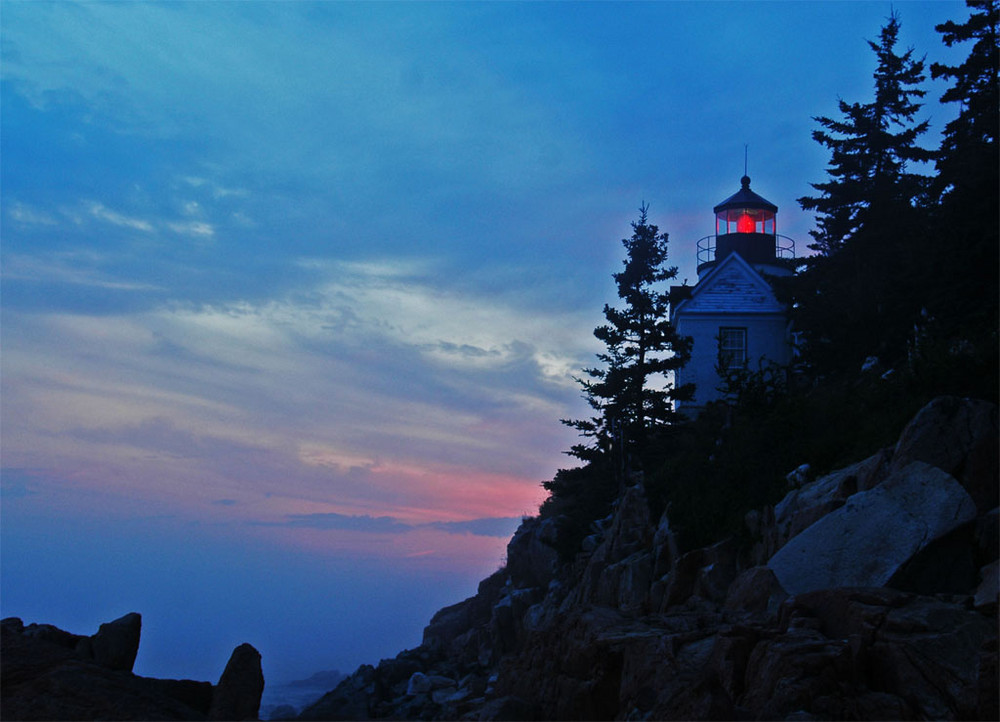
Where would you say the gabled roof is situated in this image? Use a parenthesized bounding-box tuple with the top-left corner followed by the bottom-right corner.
(673, 252, 785, 317)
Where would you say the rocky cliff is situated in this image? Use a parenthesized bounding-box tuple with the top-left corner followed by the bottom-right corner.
(298, 396, 998, 721)
(1, 613, 264, 721)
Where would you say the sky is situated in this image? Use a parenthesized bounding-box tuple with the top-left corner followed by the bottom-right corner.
(1, 0, 968, 688)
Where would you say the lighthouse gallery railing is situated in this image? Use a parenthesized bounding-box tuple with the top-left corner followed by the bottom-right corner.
(696, 234, 796, 266)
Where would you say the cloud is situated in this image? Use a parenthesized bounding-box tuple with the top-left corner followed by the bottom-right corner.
(180, 177, 248, 200)
(89, 202, 154, 232)
(2, 252, 164, 292)
(297, 258, 598, 386)
(8, 202, 59, 226)
(428, 517, 523, 538)
(258, 513, 413, 534)
(255, 512, 523, 539)
(166, 220, 215, 239)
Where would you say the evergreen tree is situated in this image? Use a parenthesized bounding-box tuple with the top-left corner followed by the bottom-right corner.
(799, 10, 933, 255)
(923, 0, 999, 345)
(563, 204, 692, 472)
(784, 11, 934, 375)
(932, 0, 999, 208)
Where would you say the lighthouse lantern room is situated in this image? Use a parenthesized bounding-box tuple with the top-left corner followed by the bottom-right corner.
(696, 175, 794, 279)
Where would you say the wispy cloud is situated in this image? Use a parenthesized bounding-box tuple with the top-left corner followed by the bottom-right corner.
(166, 220, 215, 238)
(8, 202, 59, 226)
(256, 513, 413, 534)
(255, 512, 523, 539)
(180, 176, 248, 200)
(428, 517, 523, 538)
(89, 202, 154, 232)
(2, 252, 164, 292)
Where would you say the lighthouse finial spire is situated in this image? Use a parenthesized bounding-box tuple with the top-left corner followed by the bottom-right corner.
(744, 144, 748, 177)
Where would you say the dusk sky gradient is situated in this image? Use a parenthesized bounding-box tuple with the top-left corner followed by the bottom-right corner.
(2, 0, 967, 687)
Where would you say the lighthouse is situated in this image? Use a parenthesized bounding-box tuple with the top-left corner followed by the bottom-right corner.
(670, 175, 796, 413)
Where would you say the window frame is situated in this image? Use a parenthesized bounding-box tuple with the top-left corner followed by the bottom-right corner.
(718, 326, 748, 370)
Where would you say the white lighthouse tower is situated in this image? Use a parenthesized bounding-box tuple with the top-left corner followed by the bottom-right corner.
(670, 175, 796, 413)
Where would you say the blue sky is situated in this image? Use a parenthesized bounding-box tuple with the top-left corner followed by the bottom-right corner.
(2, 0, 966, 685)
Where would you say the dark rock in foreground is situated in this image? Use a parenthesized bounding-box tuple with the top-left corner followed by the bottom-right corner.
(211, 643, 266, 721)
(1, 613, 263, 721)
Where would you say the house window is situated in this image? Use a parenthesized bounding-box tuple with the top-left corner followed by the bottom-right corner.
(719, 327, 747, 370)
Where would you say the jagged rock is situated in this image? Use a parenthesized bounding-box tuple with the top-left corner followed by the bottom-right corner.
(708, 623, 764, 700)
(772, 447, 892, 551)
(975, 560, 999, 612)
(90, 612, 142, 672)
(747, 504, 777, 566)
(768, 461, 977, 594)
(867, 592, 995, 719)
(729, 587, 996, 720)
(602, 483, 654, 562)
(887, 518, 982, 594)
(616, 551, 654, 613)
(476, 695, 537, 721)
(1, 617, 213, 721)
(209, 643, 264, 721)
(659, 545, 705, 609)
(268, 703, 298, 720)
(299, 664, 375, 720)
(15, 613, 143, 674)
(504, 517, 558, 590)
(21, 621, 86, 650)
(691, 537, 740, 603)
(785, 462, 812, 488)
(651, 508, 680, 578)
(576, 484, 656, 610)
(891, 395, 998, 512)
(739, 624, 859, 719)
(430, 686, 459, 704)
(490, 587, 540, 654)
(724, 565, 788, 617)
(406, 671, 431, 695)
(655, 537, 739, 609)
(375, 653, 422, 694)
(977, 638, 999, 722)
(978, 507, 999, 561)
(2, 616, 25, 635)
(458, 673, 487, 696)
(422, 569, 504, 659)
(144, 678, 215, 715)
(426, 674, 456, 689)
(522, 599, 555, 634)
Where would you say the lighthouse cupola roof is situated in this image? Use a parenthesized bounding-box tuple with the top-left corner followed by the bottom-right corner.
(713, 175, 777, 215)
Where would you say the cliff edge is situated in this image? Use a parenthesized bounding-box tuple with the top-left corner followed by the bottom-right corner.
(299, 396, 998, 721)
